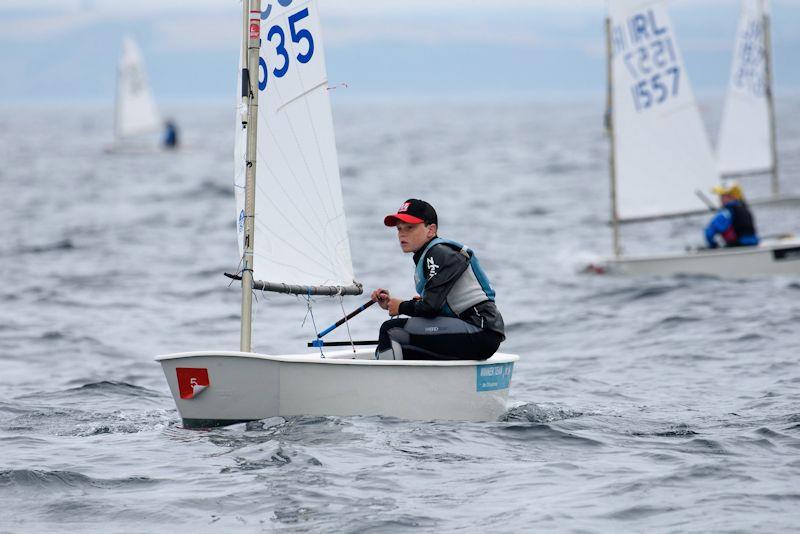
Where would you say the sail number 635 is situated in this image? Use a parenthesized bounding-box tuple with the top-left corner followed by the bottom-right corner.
(258, 8, 315, 91)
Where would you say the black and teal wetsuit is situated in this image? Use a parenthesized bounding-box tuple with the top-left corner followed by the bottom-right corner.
(376, 237, 505, 361)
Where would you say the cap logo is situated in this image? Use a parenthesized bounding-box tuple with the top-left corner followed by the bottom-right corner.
(398, 202, 410, 213)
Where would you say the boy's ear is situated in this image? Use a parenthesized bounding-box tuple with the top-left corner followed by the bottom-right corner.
(427, 223, 438, 237)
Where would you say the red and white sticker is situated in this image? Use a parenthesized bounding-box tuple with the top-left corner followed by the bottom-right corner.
(249, 10, 261, 40)
(176, 368, 210, 399)
(398, 202, 410, 213)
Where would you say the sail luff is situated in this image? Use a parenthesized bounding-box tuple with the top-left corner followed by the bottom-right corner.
(240, 1, 260, 353)
(606, 16, 621, 257)
(762, 5, 779, 195)
(114, 58, 122, 140)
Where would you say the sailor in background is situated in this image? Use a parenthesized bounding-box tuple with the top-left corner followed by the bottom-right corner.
(163, 120, 179, 149)
(371, 199, 505, 361)
(704, 184, 759, 249)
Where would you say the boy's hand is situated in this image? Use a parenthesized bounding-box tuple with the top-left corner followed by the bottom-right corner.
(371, 288, 390, 310)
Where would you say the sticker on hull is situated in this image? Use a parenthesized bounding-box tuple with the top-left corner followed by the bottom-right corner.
(176, 368, 210, 399)
(773, 246, 800, 261)
(476, 362, 513, 391)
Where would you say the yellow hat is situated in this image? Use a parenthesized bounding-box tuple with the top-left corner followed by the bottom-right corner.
(711, 183, 743, 200)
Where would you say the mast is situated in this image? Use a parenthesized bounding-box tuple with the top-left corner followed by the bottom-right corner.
(762, 0, 779, 197)
(605, 17, 621, 257)
(240, 0, 261, 353)
(114, 53, 121, 141)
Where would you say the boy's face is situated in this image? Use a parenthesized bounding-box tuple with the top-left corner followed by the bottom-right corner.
(396, 221, 437, 253)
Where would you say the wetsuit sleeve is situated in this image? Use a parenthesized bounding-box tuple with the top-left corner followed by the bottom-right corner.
(398, 244, 469, 318)
(704, 209, 731, 249)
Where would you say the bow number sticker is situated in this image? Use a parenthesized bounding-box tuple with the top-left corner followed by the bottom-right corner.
(176, 368, 210, 399)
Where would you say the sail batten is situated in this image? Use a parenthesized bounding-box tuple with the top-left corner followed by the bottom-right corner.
(609, 0, 719, 221)
(234, 0, 358, 292)
(717, 0, 773, 177)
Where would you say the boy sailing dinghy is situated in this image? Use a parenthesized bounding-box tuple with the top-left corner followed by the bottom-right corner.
(717, 0, 799, 206)
(156, 0, 518, 428)
(598, 0, 800, 277)
(106, 36, 163, 153)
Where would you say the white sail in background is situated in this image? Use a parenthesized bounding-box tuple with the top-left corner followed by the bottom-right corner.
(717, 0, 772, 176)
(247, 0, 355, 288)
(609, 0, 719, 221)
(115, 36, 161, 139)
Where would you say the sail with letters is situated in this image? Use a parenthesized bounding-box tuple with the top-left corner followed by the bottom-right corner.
(115, 36, 162, 140)
(717, 0, 774, 178)
(238, 0, 357, 293)
(608, 0, 718, 222)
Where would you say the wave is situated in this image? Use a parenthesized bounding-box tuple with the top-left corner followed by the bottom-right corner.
(632, 423, 698, 437)
(585, 281, 689, 303)
(184, 178, 230, 199)
(68, 381, 157, 395)
(496, 424, 603, 447)
(3, 405, 174, 437)
(220, 447, 293, 473)
(500, 403, 583, 423)
(0, 469, 157, 490)
(6, 239, 75, 256)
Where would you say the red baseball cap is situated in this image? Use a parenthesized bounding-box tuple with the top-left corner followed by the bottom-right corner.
(384, 199, 438, 227)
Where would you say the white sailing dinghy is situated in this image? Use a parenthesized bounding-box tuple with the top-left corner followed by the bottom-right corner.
(598, 0, 800, 277)
(717, 0, 799, 205)
(106, 36, 163, 153)
(156, 0, 518, 428)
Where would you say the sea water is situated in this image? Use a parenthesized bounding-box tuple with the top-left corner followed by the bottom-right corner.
(0, 96, 799, 532)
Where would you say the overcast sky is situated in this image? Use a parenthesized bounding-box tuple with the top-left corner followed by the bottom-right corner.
(0, 0, 798, 103)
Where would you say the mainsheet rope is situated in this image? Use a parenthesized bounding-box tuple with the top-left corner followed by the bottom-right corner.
(338, 293, 357, 355)
(302, 289, 324, 358)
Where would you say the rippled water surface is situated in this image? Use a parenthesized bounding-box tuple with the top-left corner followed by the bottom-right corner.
(1, 96, 799, 532)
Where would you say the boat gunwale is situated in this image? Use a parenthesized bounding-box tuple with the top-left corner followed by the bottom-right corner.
(155, 350, 520, 366)
(604, 237, 800, 265)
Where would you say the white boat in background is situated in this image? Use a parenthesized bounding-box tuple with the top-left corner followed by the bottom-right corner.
(598, 0, 800, 277)
(717, 0, 799, 205)
(156, 0, 518, 428)
(106, 36, 163, 153)
(607, 236, 800, 277)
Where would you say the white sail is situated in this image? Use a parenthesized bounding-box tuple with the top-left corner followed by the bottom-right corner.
(115, 36, 162, 139)
(247, 0, 356, 288)
(609, 0, 719, 221)
(717, 0, 772, 176)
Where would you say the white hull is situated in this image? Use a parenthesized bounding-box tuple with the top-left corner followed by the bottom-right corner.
(746, 193, 800, 209)
(604, 237, 800, 276)
(156, 349, 519, 427)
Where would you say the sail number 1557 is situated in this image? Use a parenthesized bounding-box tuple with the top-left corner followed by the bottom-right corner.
(631, 68, 680, 112)
(258, 7, 315, 91)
